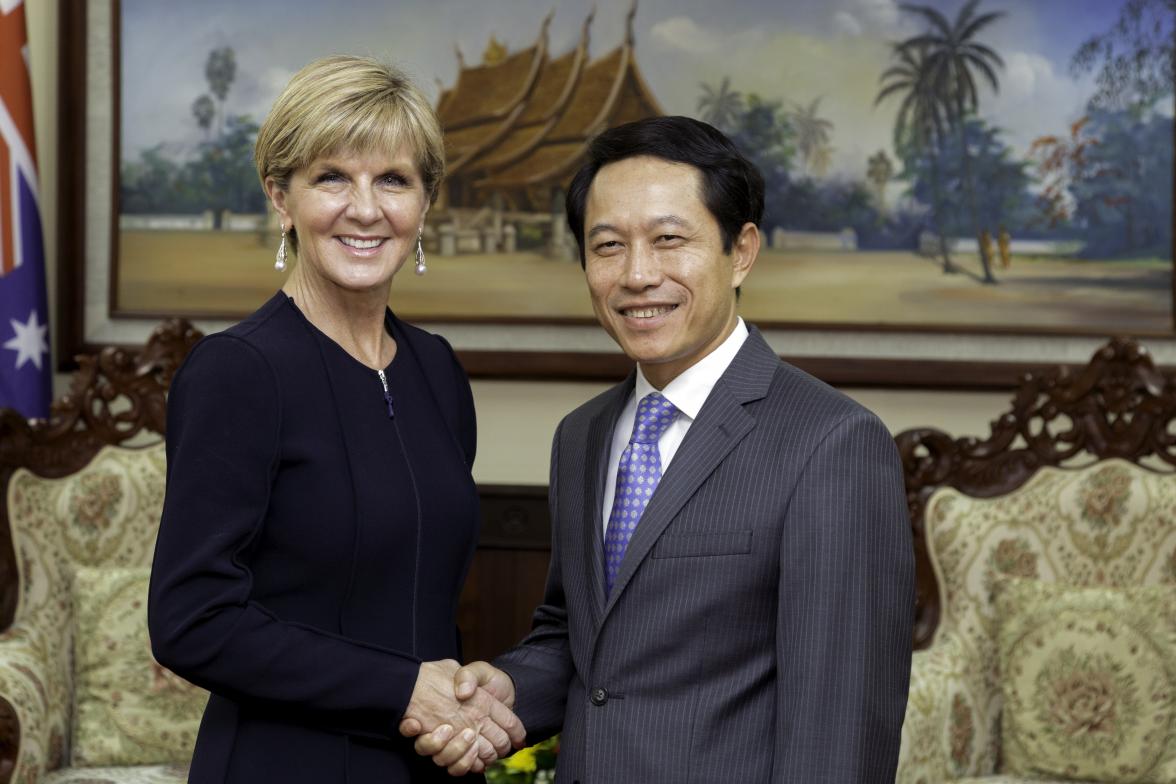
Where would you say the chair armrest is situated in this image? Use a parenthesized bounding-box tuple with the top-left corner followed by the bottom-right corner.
(0, 623, 70, 783)
(896, 633, 997, 783)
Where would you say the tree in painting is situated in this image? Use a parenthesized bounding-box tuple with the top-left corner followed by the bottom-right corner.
(1031, 0, 1173, 261)
(1071, 0, 1175, 110)
(722, 94, 797, 231)
(890, 0, 1006, 282)
(1028, 117, 1097, 230)
(1069, 108, 1173, 257)
(787, 98, 834, 178)
(875, 43, 954, 271)
(903, 117, 1033, 268)
(192, 115, 266, 218)
(121, 145, 199, 215)
(204, 46, 238, 137)
(121, 45, 263, 218)
(697, 77, 744, 134)
(192, 94, 216, 142)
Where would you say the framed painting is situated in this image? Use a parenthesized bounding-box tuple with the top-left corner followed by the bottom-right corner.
(58, 0, 1176, 386)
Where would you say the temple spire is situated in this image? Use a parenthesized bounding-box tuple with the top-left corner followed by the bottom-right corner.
(583, 5, 596, 49)
(483, 35, 507, 65)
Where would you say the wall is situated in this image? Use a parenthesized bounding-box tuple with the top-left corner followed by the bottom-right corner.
(467, 380, 1004, 484)
(25, 4, 1006, 487)
(26, 1, 57, 350)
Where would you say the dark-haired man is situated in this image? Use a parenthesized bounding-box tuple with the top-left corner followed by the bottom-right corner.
(409, 116, 914, 782)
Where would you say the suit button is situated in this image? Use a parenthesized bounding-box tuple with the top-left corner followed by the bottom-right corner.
(589, 687, 608, 706)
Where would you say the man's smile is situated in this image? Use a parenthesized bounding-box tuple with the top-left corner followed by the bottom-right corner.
(619, 304, 679, 319)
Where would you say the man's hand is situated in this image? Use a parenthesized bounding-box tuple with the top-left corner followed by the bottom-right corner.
(400, 660, 525, 775)
(454, 660, 516, 705)
(401, 660, 525, 775)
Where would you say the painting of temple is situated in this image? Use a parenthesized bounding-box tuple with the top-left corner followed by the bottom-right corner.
(115, 0, 1173, 332)
(429, 5, 662, 258)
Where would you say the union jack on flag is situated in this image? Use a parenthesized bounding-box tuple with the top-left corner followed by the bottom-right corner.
(0, 0, 50, 418)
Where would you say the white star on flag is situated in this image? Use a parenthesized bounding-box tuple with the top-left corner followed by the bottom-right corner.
(4, 310, 49, 371)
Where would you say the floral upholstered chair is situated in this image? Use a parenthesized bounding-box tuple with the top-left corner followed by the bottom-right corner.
(0, 321, 203, 784)
(894, 338, 1176, 784)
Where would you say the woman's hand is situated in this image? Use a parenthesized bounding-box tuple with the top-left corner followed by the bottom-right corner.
(401, 660, 525, 775)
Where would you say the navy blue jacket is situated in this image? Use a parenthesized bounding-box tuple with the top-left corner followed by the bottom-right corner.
(149, 292, 480, 783)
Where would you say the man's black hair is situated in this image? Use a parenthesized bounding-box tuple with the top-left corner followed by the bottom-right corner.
(565, 115, 765, 267)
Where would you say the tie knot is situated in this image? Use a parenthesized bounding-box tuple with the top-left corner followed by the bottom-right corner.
(630, 392, 679, 445)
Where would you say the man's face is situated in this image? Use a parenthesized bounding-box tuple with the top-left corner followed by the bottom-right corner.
(582, 156, 757, 389)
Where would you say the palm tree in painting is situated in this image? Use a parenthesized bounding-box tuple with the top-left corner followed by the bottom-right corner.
(205, 46, 238, 138)
(697, 77, 744, 133)
(192, 94, 215, 142)
(875, 43, 955, 271)
(787, 97, 834, 177)
(896, 0, 1006, 282)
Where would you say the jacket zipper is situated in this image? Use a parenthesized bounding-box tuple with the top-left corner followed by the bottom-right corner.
(376, 369, 394, 418)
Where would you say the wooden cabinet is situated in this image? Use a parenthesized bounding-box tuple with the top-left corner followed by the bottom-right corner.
(460, 485, 552, 663)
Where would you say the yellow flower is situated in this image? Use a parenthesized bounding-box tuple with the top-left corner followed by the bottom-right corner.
(503, 747, 538, 773)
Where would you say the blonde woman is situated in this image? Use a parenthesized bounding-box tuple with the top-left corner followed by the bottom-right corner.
(148, 56, 523, 783)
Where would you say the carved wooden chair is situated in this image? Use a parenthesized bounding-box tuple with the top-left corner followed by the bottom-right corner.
(895, 337, 1176, 783)
(0, 321, 203, 784)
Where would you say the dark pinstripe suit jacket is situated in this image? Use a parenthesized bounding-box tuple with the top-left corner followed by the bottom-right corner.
(496, 326, 914, 783)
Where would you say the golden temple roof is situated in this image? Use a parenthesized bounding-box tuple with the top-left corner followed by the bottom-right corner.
(438, 2, 662, 209)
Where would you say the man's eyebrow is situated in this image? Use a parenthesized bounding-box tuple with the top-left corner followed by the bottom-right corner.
(648, 215, 691, 231)
(587, 223, 619, 240)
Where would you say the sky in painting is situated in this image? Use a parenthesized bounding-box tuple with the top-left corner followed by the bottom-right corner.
(122, 0, 1139, 181)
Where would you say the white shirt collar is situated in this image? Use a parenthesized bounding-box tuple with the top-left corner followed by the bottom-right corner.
(634, 318, 749, 421)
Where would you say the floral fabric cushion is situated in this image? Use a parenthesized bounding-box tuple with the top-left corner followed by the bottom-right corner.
(927, 460, 1176, 650)
(897, 635, 993, 783)
(996, 579, 1176, 783)
(916, 460, 1176, 778)
(4, 443, 168, 780)
(42, 763, 189, 784)
(71, 567, 206, 767)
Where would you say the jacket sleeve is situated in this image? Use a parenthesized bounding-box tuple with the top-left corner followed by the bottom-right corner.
(433, 333, 478, 659)
(147, 335, 422, 741)
(771, 411, 914, 782)
(436, 334, 477, 470)
(494, 418, 576, 741)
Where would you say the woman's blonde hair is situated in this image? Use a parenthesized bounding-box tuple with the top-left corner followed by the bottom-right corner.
(255, 56, 445, 228)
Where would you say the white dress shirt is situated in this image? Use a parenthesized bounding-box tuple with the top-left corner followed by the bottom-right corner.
(601, 318, 750, 533)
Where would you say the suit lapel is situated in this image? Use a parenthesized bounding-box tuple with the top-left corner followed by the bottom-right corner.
(602, 329, 780, 616)
(582, 374, 634, 623)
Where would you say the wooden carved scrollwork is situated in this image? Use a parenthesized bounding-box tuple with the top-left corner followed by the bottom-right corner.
(897, 337, 1176, 649)
(0, 319, 202, 629)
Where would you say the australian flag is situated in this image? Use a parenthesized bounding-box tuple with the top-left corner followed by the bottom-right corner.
(0, 0, 50, 419)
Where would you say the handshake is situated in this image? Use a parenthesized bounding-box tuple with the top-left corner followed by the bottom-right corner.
(400, 659, 527, 776)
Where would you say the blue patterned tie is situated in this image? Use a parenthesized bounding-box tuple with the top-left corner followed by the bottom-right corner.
(604, 392, 679, 595)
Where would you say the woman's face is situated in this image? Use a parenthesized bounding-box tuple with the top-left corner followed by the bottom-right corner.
(268, 144, 428, 295)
